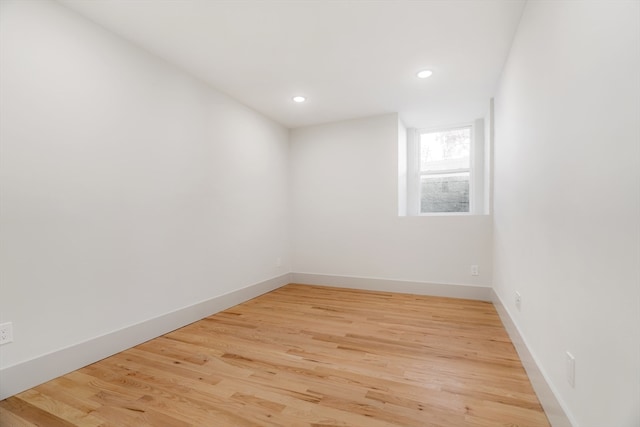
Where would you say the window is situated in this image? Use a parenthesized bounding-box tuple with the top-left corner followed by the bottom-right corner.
(401, 119, 488, 216)
(419, 126, 471, 213)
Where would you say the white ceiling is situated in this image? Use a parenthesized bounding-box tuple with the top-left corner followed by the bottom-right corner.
(58, 0, 525, 129)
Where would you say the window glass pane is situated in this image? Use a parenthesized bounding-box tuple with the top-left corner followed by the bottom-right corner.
(420, 127, 471, 172)
(420, 172, 469, 213)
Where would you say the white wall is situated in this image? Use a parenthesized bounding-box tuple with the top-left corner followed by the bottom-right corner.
(397, 119, 408, 216)
(483, 99, 494, 215)
(291, 114, 492, 287)
(0, 0, 290, 373)
(493, 2, 640, 426)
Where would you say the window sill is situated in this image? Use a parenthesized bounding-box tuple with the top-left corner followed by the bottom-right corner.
(398, 212, 491, 217)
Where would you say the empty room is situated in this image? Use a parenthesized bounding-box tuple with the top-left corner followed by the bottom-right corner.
(0, 0, 638, 426)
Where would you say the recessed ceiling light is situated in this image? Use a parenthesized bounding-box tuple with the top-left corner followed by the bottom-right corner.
(417, 69, 433, 79)
(293, 96, 306, 103)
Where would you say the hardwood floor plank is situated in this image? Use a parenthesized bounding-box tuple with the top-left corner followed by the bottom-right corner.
(0, 284, 550, 426)
(11, 390, 105, 427)
(0, 396, 78, 427)
(0, 405, 39, 427)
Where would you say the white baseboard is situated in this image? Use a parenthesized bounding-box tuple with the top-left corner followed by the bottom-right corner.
(491, 290, 575, 427)
(0, 273, 291, 400)
(291, 272, 492, 301)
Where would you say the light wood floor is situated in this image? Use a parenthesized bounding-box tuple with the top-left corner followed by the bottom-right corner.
(0, 284, 550, 427)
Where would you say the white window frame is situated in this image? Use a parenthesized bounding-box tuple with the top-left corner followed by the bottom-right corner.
(407, 121, 483, 216)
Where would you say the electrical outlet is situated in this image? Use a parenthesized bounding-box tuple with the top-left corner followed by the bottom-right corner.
(470, 265, 479, 276)
(566, 351, 575, 387)
(0, 322, 13, 345)
(515, 292, 522, 310)
(275, 257, 282, 267)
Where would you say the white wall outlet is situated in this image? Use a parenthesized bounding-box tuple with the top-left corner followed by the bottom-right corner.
(515, 292, 522, 310)
(471, 265, 479, 276)
(275, 257, 282, 268)
(566, 351, 575, 387)
(0, 322, 13, 345)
